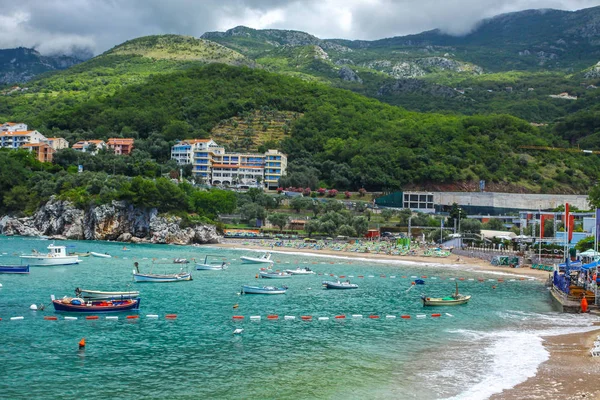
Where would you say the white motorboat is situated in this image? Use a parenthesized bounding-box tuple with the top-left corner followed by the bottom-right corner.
(196, 255, 228, 270)
(132, 261, 192, 283)
(241, 285, 287, 294)
(240, 252, 273, 264)
(322, 280, 359, 289)
(285, 267, 315, 275)
(20, 244, 80, 266)
(75, 288, 140, 300)
(90, 252, 112, 258)
(259, 271, 291, 279)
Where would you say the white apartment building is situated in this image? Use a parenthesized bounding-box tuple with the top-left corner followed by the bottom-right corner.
(72, 140, 108, 155)
(171, 139, 287, 189)
(1, 122, 28, 132)
(0, 130, 48, 149)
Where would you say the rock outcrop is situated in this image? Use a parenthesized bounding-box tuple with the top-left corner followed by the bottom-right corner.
(338, 66, 363, 83)
(377, 78, 459, 98)
(0, 198, 220, 245)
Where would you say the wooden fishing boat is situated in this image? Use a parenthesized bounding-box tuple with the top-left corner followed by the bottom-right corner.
(0, 265, 30, 274)
(241, 285, 287, 294)
(195, 255, 227, 270)
(421, 283, 471, 306)
(50, 295, 140, 313)
(75, 288, 140, 300)
(322, 280, 358, 289)
(132, 261, 192, 282)
(259, 271, 291, 279)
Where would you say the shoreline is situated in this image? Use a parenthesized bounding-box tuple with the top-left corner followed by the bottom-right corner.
(212, 241, 552, 280)
(214, 240, 600, 399)
(490, 327, 600, 400)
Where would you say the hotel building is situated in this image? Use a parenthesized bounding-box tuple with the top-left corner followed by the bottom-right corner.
(171, 139, 287, 189)
(0, 122, 69, 163)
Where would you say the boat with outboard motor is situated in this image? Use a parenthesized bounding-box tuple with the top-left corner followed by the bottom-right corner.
(51, 294, 140, 312)
(285, 267, 315, 275)
(421, 283, 471, 306)
(241, 285, 287, 295)
(240, 252, 273, 264)
(75, 288, 140, 300)
(259, 270, 291, 279)
(20, 244, 80, 266)
(195, 255, 228, 270)
(322, 280, 359, 289)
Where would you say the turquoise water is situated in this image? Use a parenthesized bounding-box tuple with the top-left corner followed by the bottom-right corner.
(0, 236, 594, 399)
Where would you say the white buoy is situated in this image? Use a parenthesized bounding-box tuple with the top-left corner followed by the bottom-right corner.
(352, 314, 363, 319)
(386, 315, 397, 319)
(0, 283, 3, 288)
(106, 316, 118, 320)
(29, 304, 38, 310)
(233, 328, 244, 335)
(284, 316, 295, 320)
(146, 314, 159, 318)
(445, 313, 454, 317)
(416, 314, 426, 319)
(318, 317, 329, 321)
(11, 316, 24, 320)
(64, 316, 78, 320)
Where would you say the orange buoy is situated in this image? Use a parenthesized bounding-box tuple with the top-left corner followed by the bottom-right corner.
(519, 277, 525, 280)
(358, 275, 364, 278)
(78, 338, 86, 348)
(478, 278, 484, 282)
(334, 315, 346, 319)
(431, 313, 441, 318)
(301, 316, 312, 321)
(498, 279, 504, 282)
(44, 316, 58, 320)
(402, 276, 407, 278)
(339, 275, 346, 278)
(369, 315, 380, 319)
(126, 315, 139, 319)
(421, 276, 427, 278)
(165, 314, 177, 319)
(85, 316, 99, 320)
(401, 315, 411, 319)
(380, 275, 386, 278)
(330, 274, 334, 277)
(267, 315, 279, 320)
(459, 277, 465, 281)
(232, 316, 244, 320)
(411, 282, 416, 285)
(581, 296, 589, 313)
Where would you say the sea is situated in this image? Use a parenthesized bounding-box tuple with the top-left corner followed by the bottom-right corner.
(0, 236, 598, 400)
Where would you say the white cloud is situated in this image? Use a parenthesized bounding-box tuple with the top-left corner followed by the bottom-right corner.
(0, 0, 597, 55)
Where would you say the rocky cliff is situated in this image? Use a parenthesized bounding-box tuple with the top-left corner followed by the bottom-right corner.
(0, 198, 220, 245)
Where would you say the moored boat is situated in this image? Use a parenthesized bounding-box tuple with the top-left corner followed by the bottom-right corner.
(421, 283, 471, 306)
(322, 280, 359, 289)
(20, 244, 80, 266)
(132, 262, 192, 283)
(90, 252, 112, 258)
(195, 255, 227, 270)
(259, 270, 291, 279)
(173, 258, 190, 264)
(51, 294, 140, 313)
(241, 285, 287, 295)
(240, 252, 273, 264)
(75, 288, 140, 300)
(285, 267, 315, 275)
(0, 265, 30, 274)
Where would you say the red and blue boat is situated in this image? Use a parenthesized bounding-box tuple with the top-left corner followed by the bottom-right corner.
(50, 295, 140, 313)
(0, 265, 30, 274)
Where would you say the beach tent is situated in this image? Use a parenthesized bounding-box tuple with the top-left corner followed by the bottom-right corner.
(580, 249, 600, 257)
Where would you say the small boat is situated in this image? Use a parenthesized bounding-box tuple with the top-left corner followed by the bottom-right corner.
(285, 267, 315, 275)
(75, 288, 140, 300)
(51, 294, 140, 313)
(414, 279, 425, 285)
(90, 252, 112, 258)
(132, 262, 192, 283)
(173, 258, 190, 264)
(322, 280, 359, 289)
(240, 252, 273, 264)
(259, 270, 291, 279)
(241, 285, 287, 294)
(195, 255, 228, 270)
(421, 283, 471, 306)
(0, 265, 30, 274)
(20, 244, 80, 266)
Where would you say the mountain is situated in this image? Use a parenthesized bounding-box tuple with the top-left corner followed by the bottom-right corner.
(0, 47, 85, 84)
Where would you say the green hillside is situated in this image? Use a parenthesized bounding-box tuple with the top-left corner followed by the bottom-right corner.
(1, 62, 597, 193)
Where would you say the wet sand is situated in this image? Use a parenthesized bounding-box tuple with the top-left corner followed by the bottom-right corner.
(490, 328, 600, 400)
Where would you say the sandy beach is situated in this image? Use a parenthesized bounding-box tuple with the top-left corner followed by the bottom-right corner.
(214, 239, 600, 399)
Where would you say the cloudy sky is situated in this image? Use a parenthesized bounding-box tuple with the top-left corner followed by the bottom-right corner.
(0, 0, 598, 56)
